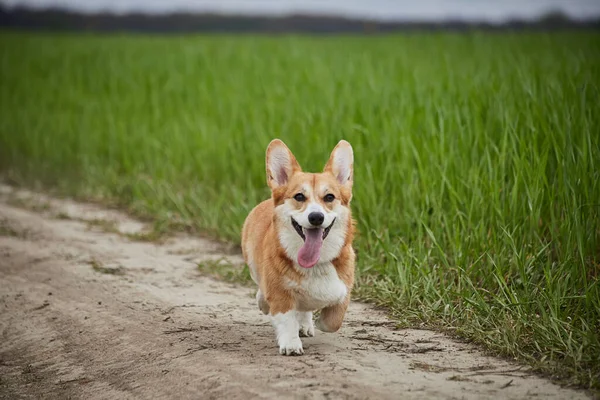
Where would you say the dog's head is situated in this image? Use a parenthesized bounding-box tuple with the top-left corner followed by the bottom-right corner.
(265, 139, 354, 269)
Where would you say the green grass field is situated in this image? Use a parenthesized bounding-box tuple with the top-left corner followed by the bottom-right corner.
(1, 31, 599, 388)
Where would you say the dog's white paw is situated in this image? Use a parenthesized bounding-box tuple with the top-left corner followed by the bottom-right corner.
(272, 311, 305, 355)
(297, 311, 315, 337)
(279, 337, 304, 356)
(299, 323, 315, 337)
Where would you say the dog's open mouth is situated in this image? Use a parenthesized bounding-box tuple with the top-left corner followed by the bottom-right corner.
(291, 217, 336, 269)
(291, 218, 335, 241)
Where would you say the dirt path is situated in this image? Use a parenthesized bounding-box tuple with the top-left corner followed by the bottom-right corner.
(0, 185, 588, 400)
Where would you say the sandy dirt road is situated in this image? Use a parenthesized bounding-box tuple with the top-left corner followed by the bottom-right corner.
(0, 185, 589, 400)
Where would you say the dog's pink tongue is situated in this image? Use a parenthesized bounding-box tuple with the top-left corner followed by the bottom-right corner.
(298, 228, 323, 268)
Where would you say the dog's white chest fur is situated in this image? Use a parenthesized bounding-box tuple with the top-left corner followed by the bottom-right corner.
(287, 263, 347, 312)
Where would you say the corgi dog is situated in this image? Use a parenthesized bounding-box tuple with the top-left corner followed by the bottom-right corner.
(241, 139, 355, 356)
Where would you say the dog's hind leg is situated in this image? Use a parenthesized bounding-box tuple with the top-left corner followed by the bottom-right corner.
(256, 289, 270, 315)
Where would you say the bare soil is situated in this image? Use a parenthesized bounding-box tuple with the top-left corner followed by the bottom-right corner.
(0, 185, 589, 399)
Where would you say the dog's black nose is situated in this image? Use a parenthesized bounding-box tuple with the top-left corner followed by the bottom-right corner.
(308, 212, 324, 226)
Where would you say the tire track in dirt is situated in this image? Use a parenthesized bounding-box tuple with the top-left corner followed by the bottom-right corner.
(0, 185, 589, 399)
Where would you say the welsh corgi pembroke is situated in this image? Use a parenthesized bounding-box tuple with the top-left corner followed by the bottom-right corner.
(241, 139, 356, 356)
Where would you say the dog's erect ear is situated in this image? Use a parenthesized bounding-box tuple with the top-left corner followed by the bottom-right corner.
(324, 140, 353, 189)
(266, 139, 301, 190)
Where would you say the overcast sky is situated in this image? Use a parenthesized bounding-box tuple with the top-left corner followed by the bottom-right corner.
(2, 0, 600, 22)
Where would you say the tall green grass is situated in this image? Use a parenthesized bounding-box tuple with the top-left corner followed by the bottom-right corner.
(1, 31, 599, 388)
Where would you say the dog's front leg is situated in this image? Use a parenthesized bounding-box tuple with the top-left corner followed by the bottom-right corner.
(272, 311, 303, 355)
(316, 296, 350, 333)
(297, 311, 315, 337)
(268, 292, 303, 355)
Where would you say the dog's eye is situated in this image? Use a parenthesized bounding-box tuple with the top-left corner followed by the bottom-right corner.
(293, 193, 306, 202)
(324, 194, 335, 203)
